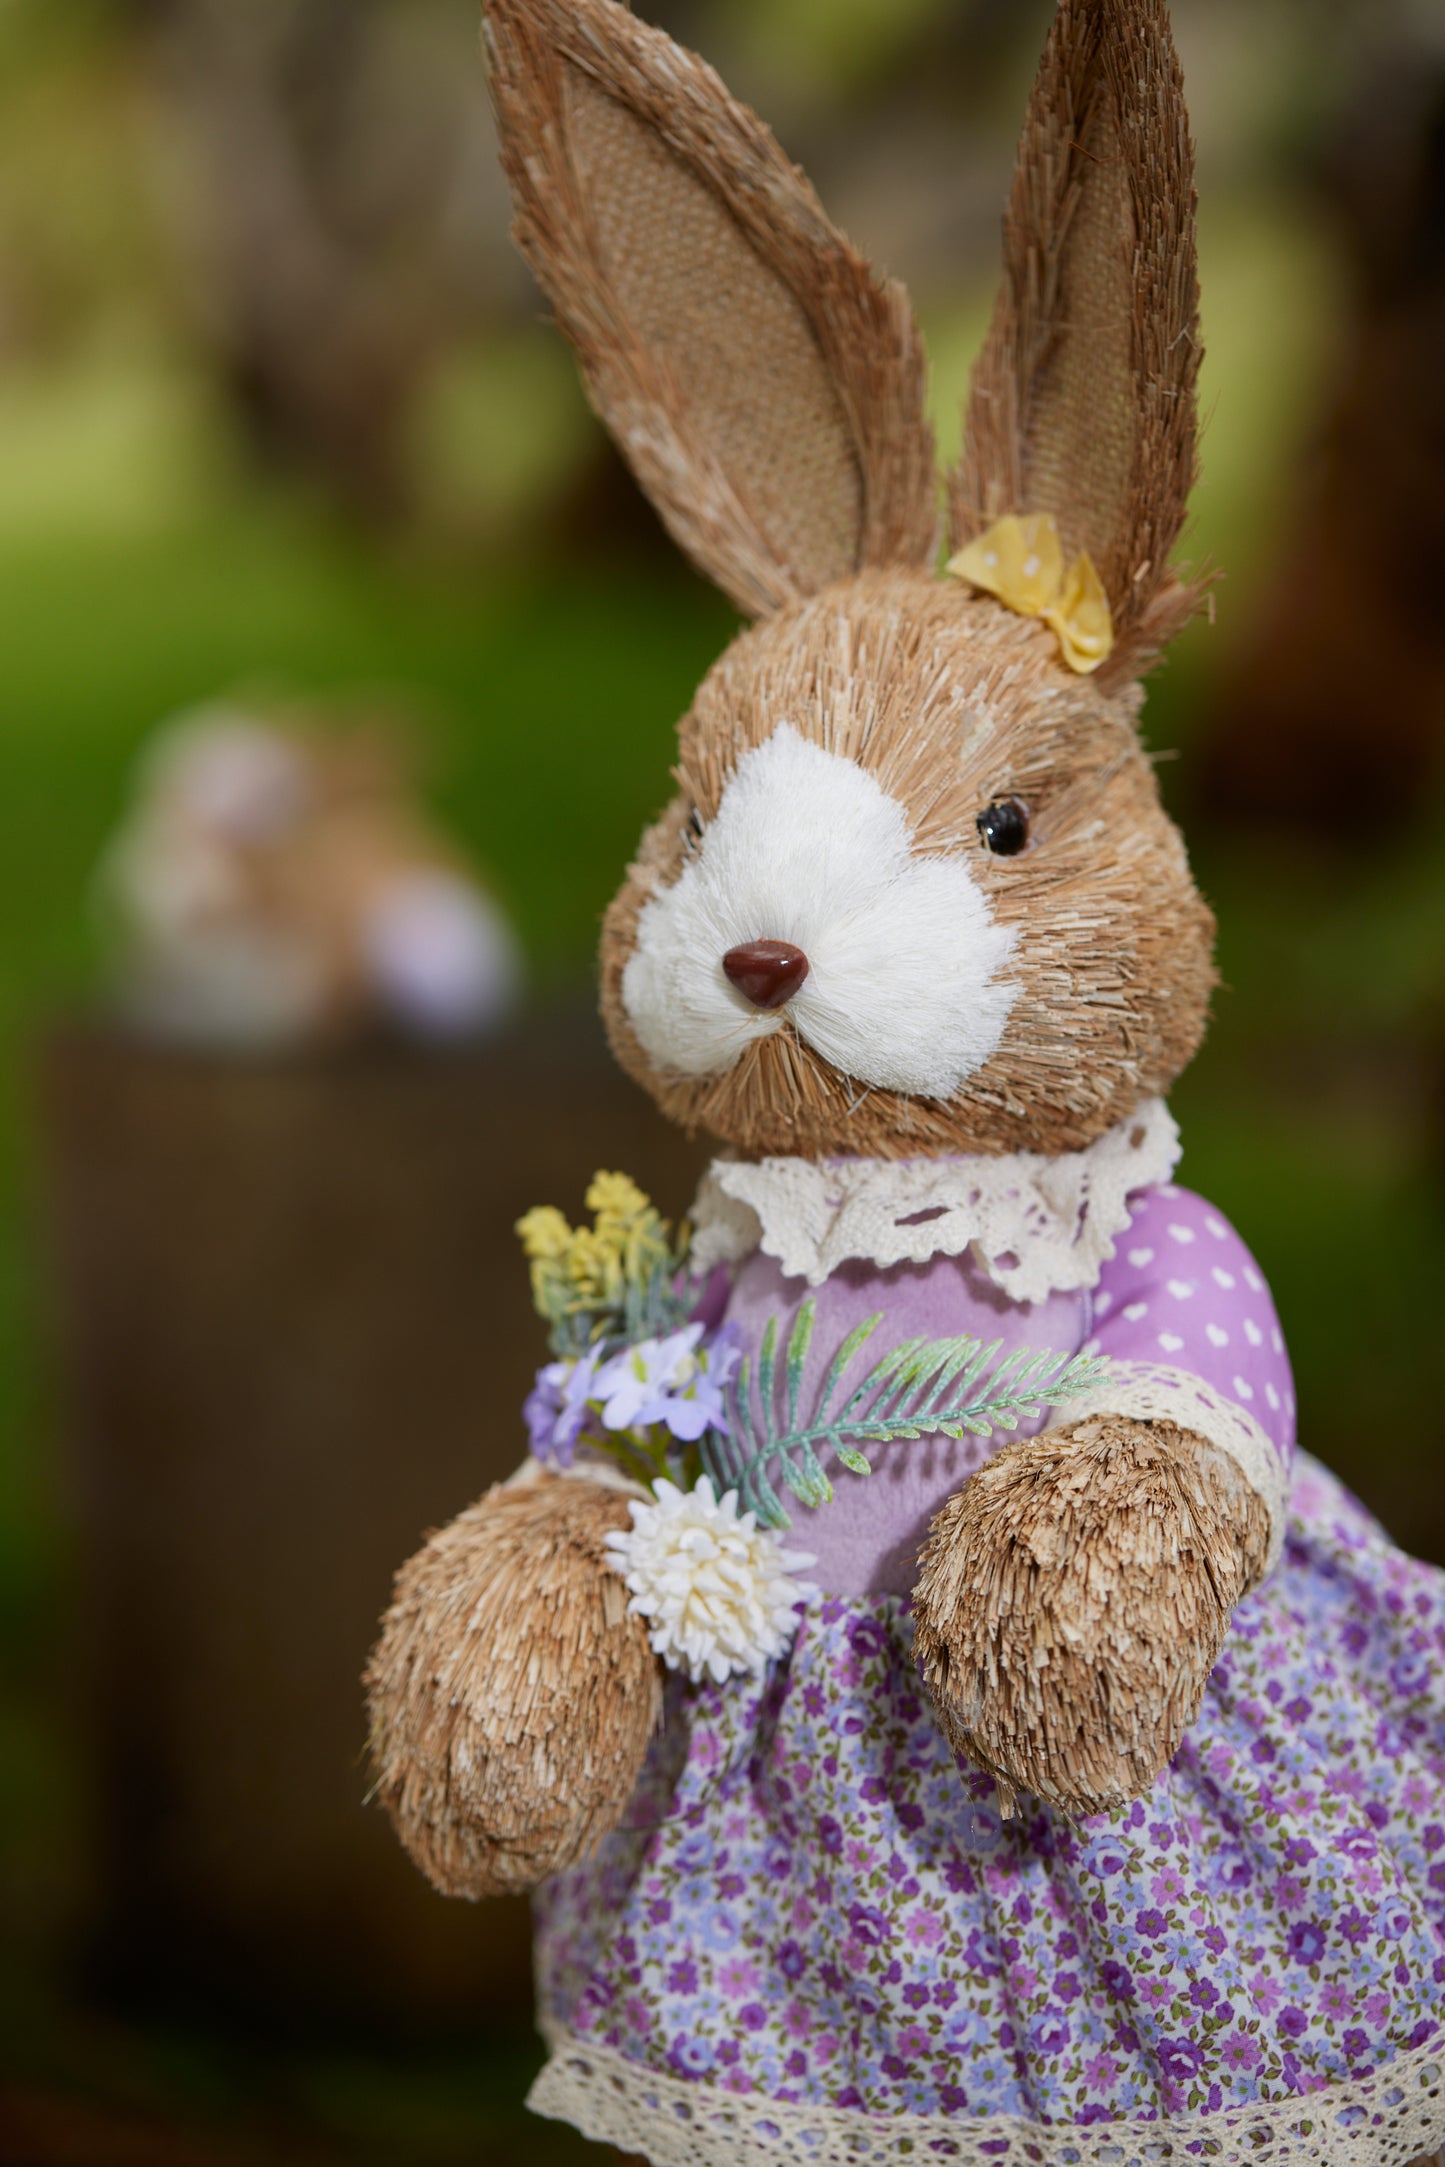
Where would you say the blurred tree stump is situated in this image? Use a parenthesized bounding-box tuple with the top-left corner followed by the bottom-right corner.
(36, 1006, 707, 2035)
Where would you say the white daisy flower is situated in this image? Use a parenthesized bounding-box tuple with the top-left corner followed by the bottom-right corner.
(604, 1477, 816, 1685)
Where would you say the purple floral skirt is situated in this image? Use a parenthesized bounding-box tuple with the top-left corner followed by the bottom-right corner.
(529, 1454, 1445, 2167)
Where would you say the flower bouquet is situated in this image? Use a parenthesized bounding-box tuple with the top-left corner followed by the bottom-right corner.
(517, 1173, 1111, 1685)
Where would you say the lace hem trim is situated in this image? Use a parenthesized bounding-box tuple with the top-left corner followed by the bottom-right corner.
(1065, 1359, 1289, 1575)
(689, 1100, 1180, 1302)
(527, 2024, 1445, 2167)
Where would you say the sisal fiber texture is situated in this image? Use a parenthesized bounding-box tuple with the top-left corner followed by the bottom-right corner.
(912, 1415, 1272, 1819)
(366, 1474, 661, 1899)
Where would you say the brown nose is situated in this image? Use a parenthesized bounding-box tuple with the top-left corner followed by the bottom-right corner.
(722, 939, 810, 1010)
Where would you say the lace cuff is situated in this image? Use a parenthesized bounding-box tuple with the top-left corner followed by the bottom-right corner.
(1065, 1359, 1287, 1578)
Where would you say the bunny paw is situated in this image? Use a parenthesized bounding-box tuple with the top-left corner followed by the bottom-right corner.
(913, 1416, 1270, 1819)
(366, 1474, 661, 1898)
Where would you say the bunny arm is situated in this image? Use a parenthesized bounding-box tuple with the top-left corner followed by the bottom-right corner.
(366, 1472, 661, 1899)
(913, 1414, 1271, 1819)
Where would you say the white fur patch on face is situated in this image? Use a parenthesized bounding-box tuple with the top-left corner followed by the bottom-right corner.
(621, 725, 1018, 1099)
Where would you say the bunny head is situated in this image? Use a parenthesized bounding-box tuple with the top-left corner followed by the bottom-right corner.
(487, 0, 1214, 1159)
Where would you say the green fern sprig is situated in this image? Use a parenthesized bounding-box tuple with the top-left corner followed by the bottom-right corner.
(700, 1300, 1112, 1529)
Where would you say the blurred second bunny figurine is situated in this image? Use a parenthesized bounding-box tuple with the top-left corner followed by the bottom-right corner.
(99, 702, 522, 1048)
(368, 2, 1445, 2162)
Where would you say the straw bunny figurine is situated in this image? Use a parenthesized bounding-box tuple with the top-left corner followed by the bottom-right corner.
(368, 2, 1445, 2160)
(100, 703, 521, 1047)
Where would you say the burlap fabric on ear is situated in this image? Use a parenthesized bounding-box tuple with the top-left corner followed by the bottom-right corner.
(484, 0, 936, 616)
(366, 1474, 661, 1898)
(951, 0, 1205, 679)
(562, 70, 863, 596)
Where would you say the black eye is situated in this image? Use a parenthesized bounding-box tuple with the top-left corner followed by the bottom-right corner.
(685, 807, 705, 842)
(976, 797, 1030, 856)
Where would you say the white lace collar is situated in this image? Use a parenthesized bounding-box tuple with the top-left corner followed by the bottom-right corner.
(689, 1099, 1180, 1305)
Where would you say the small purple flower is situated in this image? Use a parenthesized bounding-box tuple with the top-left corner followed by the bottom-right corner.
(1157, 2038, 1207, 2084)
(1221, 2031, 1262, 2074)
(847, 1616, 889, 1661)
(847, 1902, 892, 1947)
(523, 1346, 604, 1465)
(1286, 1920, 1327, 1965)
(667, 2030, 713, 2078)
(1277, 2005, 1309, 2040)
(1031, 2017, 1071, 2056)
(593, 1322, 738, 1440)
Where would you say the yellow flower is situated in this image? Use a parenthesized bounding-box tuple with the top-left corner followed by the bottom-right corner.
(945, 512, 1115, 675)
(518, 1170, 684, 1340)
(588, 1168, 676, 1284)
(565, 1227, 625, 1310)
(585, 1171, 652, 1235)
(516, 1205, 574, 1261)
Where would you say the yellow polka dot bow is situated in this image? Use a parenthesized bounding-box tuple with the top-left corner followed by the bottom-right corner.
(946, 513, 1114, 675)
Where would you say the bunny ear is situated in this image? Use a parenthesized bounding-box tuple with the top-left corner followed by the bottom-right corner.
(483, 0, 937, 616)
(949, 0, 1203, 675)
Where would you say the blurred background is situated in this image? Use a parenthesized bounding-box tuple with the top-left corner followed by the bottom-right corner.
(2, 0, 1443, 2159)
